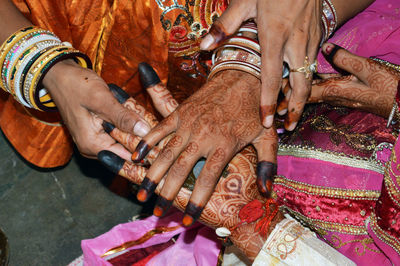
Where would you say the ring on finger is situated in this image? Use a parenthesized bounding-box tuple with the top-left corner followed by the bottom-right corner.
(290, 56, 317, 79)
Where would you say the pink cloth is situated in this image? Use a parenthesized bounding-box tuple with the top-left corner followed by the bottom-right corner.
(317, 0, 400, 73)
(81, 211, 221, 266)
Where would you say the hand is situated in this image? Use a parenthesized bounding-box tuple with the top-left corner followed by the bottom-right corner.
(308, 43, 399, 118)
(130, 68, 279, 228)
(200, 0, 322, 131)
(97, 64, 283, 260)
(42, 60, 152, 160)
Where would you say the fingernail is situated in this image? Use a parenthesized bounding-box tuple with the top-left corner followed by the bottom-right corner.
(182, 214, 194, 227)
(102, 121, 115, 134)
(133, 121, 150, 138)
(323, 43, 335, 55)
(277, 109, 287, 116)
(263, 115, 274, 128)
(138, 62, 161, 89)
(200, 34, 215, 50)
(108, 84, 130, 104)
(137, 189, 148, 202)
(132, 140, 150, 162)
(285, 121, 298, 131)
(256, 161, 277, 197)
(260, 104, 276, 128)
(153, 196, 172, 217)
(137, 177, 157, 202)
(183, 202, 202, 227)
(97, 150, 125, 174)
(323, 44, 344, 65)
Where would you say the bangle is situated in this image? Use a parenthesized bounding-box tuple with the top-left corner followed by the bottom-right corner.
(321, 0, 337, 42)
(0, 26, 92, 111)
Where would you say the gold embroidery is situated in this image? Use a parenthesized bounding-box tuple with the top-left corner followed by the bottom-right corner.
(278, 144, 384, 174)
(369, 213, 400, 256)
(325, 234, 381, 256)
(274, 176, 381, 200)
(283, 207, 368, 235)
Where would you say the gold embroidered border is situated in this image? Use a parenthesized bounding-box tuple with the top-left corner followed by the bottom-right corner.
(278, 144, 384, 174)
(274, 176, 380, 200)
(369, 213, 400, 256)
(385, 167, 400, 208)
(283, 207, 368, 235)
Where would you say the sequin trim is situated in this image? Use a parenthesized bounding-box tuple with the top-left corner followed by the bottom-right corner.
(369, 213, 400, 256)
(278, 144, 384, 174)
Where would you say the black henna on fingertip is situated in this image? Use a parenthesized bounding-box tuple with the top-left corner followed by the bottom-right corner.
(182, 202, 203, 227)
(137, 177, 157, 202)
(138, 62, 161, 89)
(256, 161, 277, 197)
(97, 150, 125, 174)
(132, 140, 150, 163)
(102, 121, 115, 134)
(108, 83, 130, 104)
(153, 196, 173, 217)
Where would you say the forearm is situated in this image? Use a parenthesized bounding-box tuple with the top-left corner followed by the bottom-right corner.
(0, 0, 32, 43)
(332, 0, 375, 26)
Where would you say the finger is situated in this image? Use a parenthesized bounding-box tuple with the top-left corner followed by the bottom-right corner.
(108, 84, 158, 128)
(258, 12, 285, 128)
(138, 63, 178, 117)
(285, 50, 310, 131)
(153, 142, 201, 217)
(102, 121, 141, 153)
(98, 151, 147, 184)
(252, 127, 278, 197)
(131, 113, 178, 162)
(317, 73, 342, 80)
(277, 82, 292, 116)
(182, 147, 232, 226)
(88, 84, 151, 138)
(321, 43, 374, 85)
(200, 0, 255, 50)
(136, 133, 189, 202)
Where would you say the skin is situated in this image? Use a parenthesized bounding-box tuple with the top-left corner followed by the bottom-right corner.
(133, 70, 278, 225)
(98, 72, 283, 259)
(0, 0, 151, 161)
(309, 43, 399, 118)
(200, 0, 374, 130)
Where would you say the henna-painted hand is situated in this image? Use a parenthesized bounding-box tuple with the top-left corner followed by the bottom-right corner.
(200, 0, 322, 131)
(42, 60, 152, 160)
(97, 65, 283, 259)
(308, 43, 399, 118)
(130, 68, 279, 228)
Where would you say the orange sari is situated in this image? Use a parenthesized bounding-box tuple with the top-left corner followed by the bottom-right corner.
(3, 0, 226, 167)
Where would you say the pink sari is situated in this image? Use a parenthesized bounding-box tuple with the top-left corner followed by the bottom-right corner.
(82, 0, 400, 265)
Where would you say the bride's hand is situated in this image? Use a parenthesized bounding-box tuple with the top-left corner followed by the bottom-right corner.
(98, 64, 283, 260)
(308, 43, 399, 118)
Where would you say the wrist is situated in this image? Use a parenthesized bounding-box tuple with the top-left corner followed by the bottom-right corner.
(42, 59, 79, 91)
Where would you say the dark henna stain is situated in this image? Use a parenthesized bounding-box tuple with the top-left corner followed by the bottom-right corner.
(138, 62, 161, 88)
(256, 161, 277, 197)
(183, 202, 203, 226)
(132, 140, 151, 163)
(137, 177, 157, 202)
(259, 104, 276, 121)
(97, 150, 125, 174)
(108, 83, 130, 104)
(102, 121, 115, 134)
(153, 196, 173, 217)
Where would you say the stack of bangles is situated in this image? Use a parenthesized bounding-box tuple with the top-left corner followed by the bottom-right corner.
(0, 26, 92, 111)
(209, 0, 337, 80)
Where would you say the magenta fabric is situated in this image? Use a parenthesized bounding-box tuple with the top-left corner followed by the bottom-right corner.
(317, 0, 400, 73)
(81, 210, 221, 266)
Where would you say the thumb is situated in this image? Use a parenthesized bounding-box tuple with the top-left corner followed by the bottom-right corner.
(138, 62, 179, 117)
(107, 84, 151, 137)
(252, 127, 278, 197)
(200, 0, 256, 50)
(322, 43, 372, 85)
